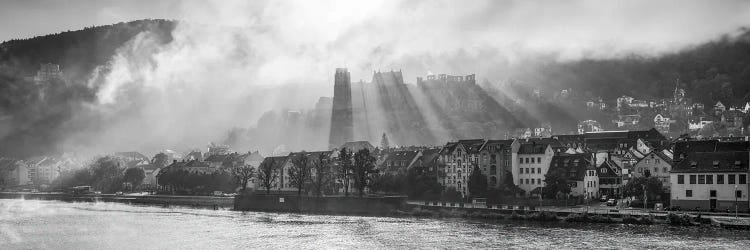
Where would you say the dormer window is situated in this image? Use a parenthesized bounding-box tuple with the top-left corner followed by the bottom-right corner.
(735, 161, 742, 167)
(713, 161, 719, 167)
(690, 161, 697, 168)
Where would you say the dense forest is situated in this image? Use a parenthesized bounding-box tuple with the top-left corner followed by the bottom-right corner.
(0, 20, 176, 157)
(504, 29, 750, 107)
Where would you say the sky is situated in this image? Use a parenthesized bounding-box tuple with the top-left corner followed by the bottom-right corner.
(2, 0, 750, 156)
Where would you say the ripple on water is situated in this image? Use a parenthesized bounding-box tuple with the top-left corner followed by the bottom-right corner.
(1, 199, 750, 249)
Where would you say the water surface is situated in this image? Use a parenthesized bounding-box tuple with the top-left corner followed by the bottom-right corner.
(1, 199, 749, 249)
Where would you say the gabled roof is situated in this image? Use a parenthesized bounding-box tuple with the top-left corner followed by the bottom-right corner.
(479, 139, 513, 152)
(517, 142, 550, 154)
(260, 156, 290, 168)
(549, 154, 591, 181)
(634, 151, 674, 167)
(204, 154, 230, 162)
(673, 151, 748, 173)
(340, 141, 375, 152)
(114, 151, 150, 162)
(419, 148, 441, 165)
(439, 142, 459, 155)
(456, 139, 486, 154)
(673, 140, 750, 160)
(382, 150, 420, 163)
(597, 160, 620, 178)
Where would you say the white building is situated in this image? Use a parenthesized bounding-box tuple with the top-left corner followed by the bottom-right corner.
(670, 151, 748, 211)
(633, 151, 673, 190)
(512, 140, 555, 194)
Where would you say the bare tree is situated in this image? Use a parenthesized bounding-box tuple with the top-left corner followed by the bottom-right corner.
(353, 149, 377, 198)
(309, 152, 333, 197)
(257, 159, 278, 194)
(231, 164, 255, 192)
(337, 148, 353, 196)
(289, 152, 310, 196)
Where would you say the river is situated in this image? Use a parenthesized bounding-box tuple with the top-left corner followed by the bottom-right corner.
(1, 199, 749, 249)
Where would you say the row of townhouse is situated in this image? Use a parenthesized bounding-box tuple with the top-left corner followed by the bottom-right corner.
(0, 155, 81, 189)
(437, 128, 670, 198)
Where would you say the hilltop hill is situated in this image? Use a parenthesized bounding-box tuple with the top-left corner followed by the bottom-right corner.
(0, 19, 176, 82)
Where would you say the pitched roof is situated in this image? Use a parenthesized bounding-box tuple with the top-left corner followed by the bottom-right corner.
(597, 160, 620, 178)
(204, 154, 229, 162)
(340, 141, 375, 152)
(382, 150, 420, 163)
(672, 151, 749, 173)
(114, 151, 150, 162)
(479, 139, 513, 152)
(549, 154, 591, 181)
(456, 139, 486, 154)
(260, 156, 289, 167)
(673, 140, 750, 160)
(439, 142, 459, 155)
(517, 142, 549, 154)
(634, 151, 674, 167)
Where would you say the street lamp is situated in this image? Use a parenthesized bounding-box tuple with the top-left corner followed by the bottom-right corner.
(539, 186, 543, 211)
(643, 183, 647, 210)
(735, 184, 738, 218)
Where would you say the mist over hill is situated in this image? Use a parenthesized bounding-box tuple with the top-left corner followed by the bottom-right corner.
(1, 18, 749, 157)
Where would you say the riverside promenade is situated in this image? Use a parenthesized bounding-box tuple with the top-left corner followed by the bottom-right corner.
(407, 200, 750, 227)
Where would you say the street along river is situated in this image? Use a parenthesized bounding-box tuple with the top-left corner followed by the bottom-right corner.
(1, 199, 749, 249)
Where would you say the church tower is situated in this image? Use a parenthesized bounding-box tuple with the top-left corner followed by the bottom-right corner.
(329, 68, 353, 149)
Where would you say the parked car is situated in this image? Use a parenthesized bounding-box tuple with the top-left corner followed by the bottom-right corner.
(115, 191, 123, 196)
(600, 195, 608, 202)
(606, 199, 617, 206)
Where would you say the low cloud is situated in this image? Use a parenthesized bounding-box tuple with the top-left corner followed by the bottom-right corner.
(58, 0, 750, 155)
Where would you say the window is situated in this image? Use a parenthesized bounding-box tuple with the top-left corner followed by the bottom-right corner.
(689, 175, 696, 184)
(729, 174, 736, 184)
(706, 175, 713, 184)
(686, 190, 692, 197)
(538, 178, 541, 184)
(525, 179, 530, 184)
(737, 190, 743, 198)
(654, 167, 659, 173)
(710, 190, 717, 197)
(537, 157, 541, 163)
(538, 168, 541, 174)
(531, 168, 535, 174)
(638, 168, 643, 173)
(525, 158, 529, 164)
(678, 175, 684, 184)
(646, 159, 650, 164)
(741, 174, 747, 184)
(656, 159, 660, 164)
(698, 175, 705, 184)
(663, 167, 668, 173)
(717, 174, 724, 184)
(531, 179, 535, 184)
(531, 157, 535, 163)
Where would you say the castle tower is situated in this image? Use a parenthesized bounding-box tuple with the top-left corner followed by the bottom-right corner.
(329, 68, 353, 149)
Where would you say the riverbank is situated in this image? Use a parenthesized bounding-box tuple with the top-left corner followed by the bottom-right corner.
(399, 204, 750, 229)
(0, 192, 233, 209)
(234, 194, 408, 215)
